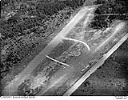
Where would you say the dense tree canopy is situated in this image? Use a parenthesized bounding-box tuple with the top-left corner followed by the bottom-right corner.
(1, 0, 128, 78)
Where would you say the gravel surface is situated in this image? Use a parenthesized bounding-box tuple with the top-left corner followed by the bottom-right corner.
(72, 39, 128, 96)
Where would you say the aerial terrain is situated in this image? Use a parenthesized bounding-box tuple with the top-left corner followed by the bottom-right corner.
(1, 0, 128, 96)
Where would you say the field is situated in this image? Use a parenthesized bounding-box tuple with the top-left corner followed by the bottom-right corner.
(1, 0, 128, 96)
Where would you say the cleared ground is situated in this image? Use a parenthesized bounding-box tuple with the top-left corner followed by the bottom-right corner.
(72, 39, 128, 96)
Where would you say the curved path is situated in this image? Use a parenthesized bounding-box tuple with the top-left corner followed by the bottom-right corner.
(3, 6, 95, 96)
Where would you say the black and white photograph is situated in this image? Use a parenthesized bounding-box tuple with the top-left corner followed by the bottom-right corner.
(1, 0, 128, 98)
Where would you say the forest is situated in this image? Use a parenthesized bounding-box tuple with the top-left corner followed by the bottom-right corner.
(1, 0, 86, 78)
(1, 0, 128, 79)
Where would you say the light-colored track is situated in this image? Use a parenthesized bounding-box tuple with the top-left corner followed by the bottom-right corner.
(63, 33, 128, 96)
(3, 6, 95, 96)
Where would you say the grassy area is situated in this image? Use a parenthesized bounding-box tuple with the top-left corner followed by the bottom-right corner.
(72, 39, 128, 96)
(1, 0, 86, 79)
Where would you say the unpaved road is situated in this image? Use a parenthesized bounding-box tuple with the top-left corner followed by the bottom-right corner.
(3, 5, 128, 96)
(3, 6, 94, 96)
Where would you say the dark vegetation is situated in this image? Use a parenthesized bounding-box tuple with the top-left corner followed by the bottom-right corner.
(1, 0, 127, 80)
(1, 0, 86, 78)
(72, 40, 128, 96)
(72, 0, 128, 96)
(89, 0, 128, 29)
(1, 0, 128, 96)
